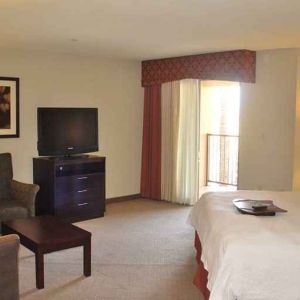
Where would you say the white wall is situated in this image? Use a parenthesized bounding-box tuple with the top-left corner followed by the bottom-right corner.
(0, 50, 144, 198)
(239, 49, 298, 191)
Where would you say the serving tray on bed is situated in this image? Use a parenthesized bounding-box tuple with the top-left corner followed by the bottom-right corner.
(233, 199, 287, 216)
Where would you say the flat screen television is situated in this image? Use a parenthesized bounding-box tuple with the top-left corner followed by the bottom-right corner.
(37, 107, 98, 157)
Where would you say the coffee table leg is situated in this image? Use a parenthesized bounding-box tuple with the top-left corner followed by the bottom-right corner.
(83, 238, 91, 276)
(35, 251, 44, 289)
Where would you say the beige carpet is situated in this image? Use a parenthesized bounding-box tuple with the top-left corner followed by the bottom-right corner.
(19, 199, 202, 300)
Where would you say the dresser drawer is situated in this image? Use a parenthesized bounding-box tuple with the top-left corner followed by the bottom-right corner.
(55, 200, 104, 222)
(55, 187, 104, 206)
(55, 160, 105, 177)
(55, 173, 104, 192)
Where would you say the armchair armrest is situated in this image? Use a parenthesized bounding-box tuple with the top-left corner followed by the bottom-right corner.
(11, 180, 39, 217)
(0, 234, 20, 300)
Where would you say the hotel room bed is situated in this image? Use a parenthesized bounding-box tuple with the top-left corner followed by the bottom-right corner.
(188, 191, 300, 300)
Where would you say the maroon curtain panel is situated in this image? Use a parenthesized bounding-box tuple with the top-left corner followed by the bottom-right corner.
(140, 84, 161, 200)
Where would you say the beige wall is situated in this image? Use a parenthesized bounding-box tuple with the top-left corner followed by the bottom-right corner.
(239, 49, 298, 191)
(0, 50, 143, 198)
(292, 50, 300, 190)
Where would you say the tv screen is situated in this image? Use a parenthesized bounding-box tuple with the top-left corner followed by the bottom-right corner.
(37, 107, 98, 156)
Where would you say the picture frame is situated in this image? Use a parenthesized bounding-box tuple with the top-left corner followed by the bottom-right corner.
(0, 77, 19, 138)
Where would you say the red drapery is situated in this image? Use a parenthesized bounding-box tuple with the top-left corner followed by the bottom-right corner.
(140, 84, 161, 199)
(194, 232, 210, 300)
(142, 50, 256, 87)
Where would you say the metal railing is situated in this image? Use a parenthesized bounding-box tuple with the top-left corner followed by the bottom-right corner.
(207, 134, 239, 186)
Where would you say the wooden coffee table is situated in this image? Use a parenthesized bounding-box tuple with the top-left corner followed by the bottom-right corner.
(2, 215, 91, 289)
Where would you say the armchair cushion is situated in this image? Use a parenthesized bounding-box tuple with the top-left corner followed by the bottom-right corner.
(0, 199, 29, 222)
(0, 234, 20, 300)
(10, 180, 39, 217)
(0, 153, 39, 233)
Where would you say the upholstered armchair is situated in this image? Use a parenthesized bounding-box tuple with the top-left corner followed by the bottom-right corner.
(0, 234, 20, 300)
(0, 153, 39, 231)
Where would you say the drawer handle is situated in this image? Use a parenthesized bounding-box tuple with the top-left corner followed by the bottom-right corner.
(77, 189, 88, 193)
(78, 202, 88, 206)
(77, 177, 88, 180)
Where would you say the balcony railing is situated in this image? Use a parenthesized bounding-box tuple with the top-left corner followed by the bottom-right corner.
(207, 134, 239, 186)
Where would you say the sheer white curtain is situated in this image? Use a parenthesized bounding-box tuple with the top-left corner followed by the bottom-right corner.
(161, 81, 180, 202)
(161, 79, 200, 205)
(176, 79, 200, 204)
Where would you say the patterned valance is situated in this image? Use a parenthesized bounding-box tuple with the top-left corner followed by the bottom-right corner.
(141, 50, 256, 87)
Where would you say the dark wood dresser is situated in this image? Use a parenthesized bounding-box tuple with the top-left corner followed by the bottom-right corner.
(33, 155, 105, 222)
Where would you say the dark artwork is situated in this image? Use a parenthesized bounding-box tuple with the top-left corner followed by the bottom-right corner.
(0, 86, 11, 129)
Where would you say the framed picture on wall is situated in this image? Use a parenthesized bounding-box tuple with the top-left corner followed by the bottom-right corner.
(0, 77, 19, 138)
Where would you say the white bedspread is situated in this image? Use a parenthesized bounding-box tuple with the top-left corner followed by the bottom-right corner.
(188, 191, 300, 300)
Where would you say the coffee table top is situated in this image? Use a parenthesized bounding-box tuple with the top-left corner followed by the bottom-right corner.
(2, 215, 91, 252)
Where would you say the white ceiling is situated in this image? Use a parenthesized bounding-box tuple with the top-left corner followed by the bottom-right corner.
(1, 0, 300, 60)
